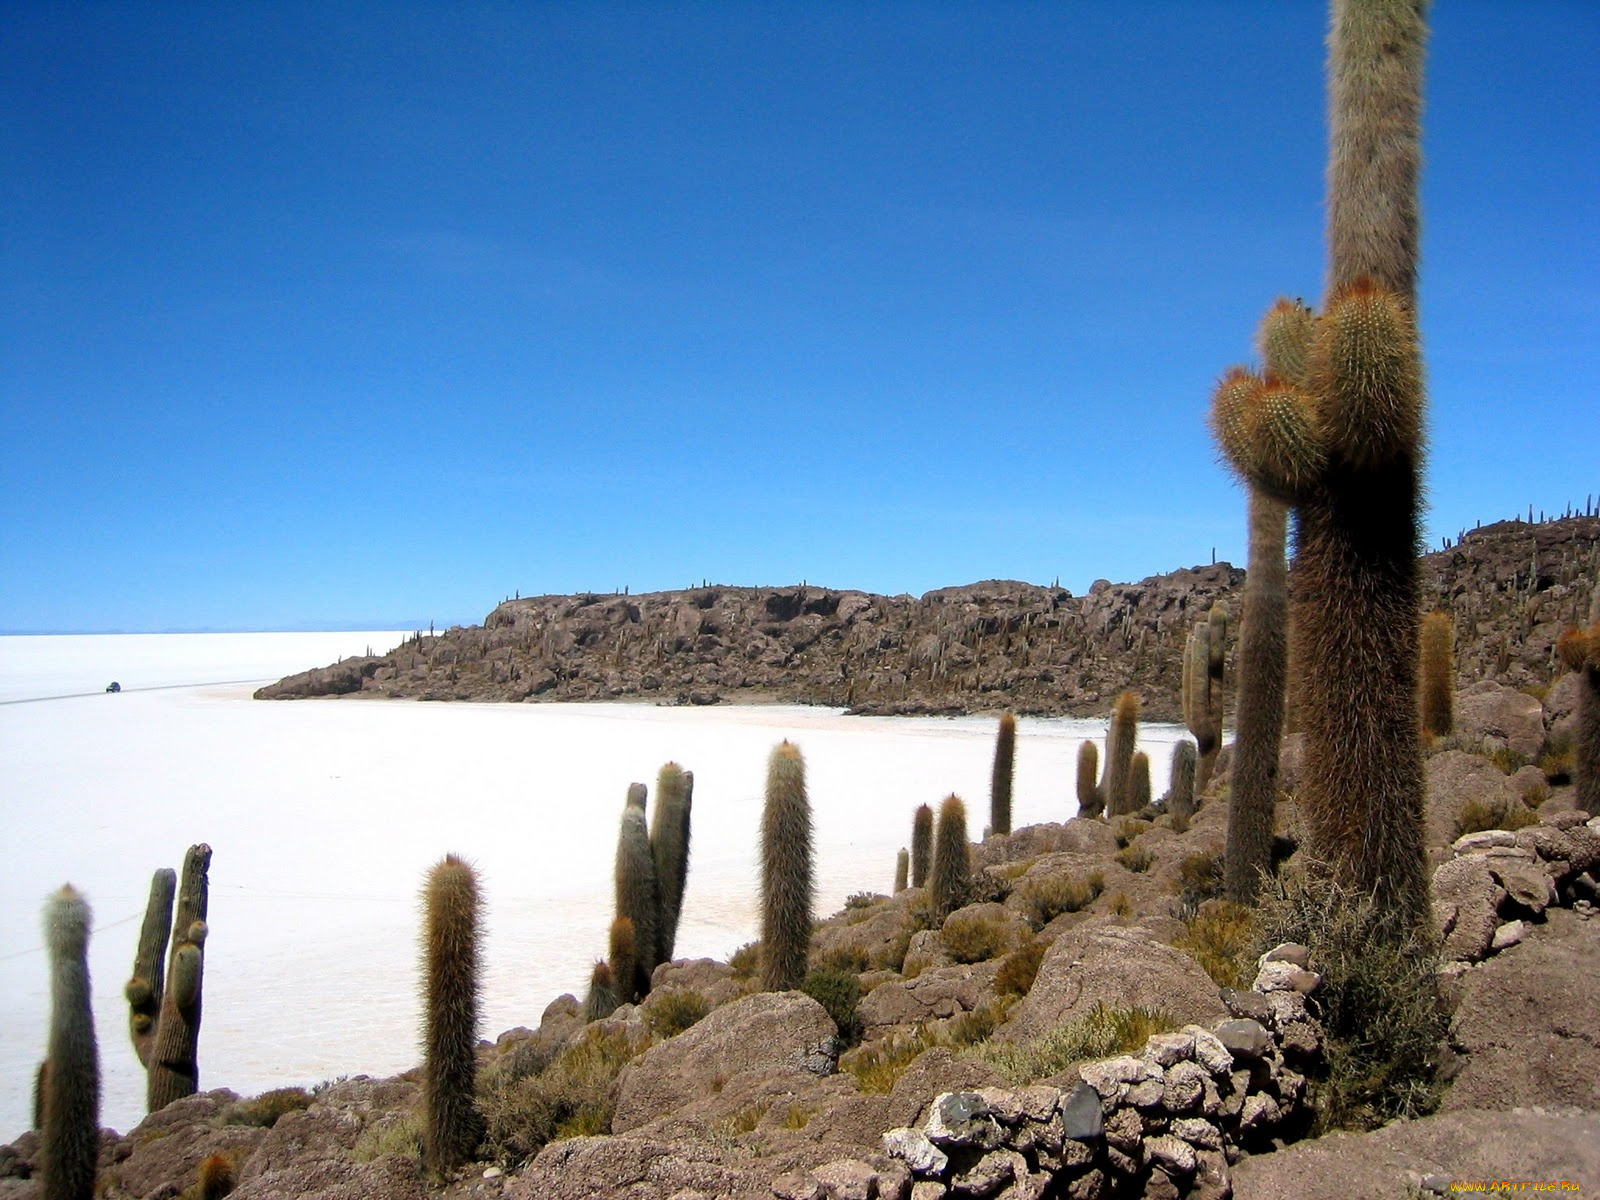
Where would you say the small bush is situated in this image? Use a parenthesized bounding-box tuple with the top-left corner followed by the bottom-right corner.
(941, 910, 1013, 964)
(844, 891, 879, 910)
(350, 1110, 423, 1164)
(1174, 850, 1226, 918)
(1107, 891, 1134, 918)
(1487, 746, 1531, 775)
(1114, 845, 1153, 873)
(780, 1105, 814, 1130)
(993, 936, 1048, 998)
(840, 1033, 930, 1094)
(1255, 871, 1448, 1132)
(815, 944, 871, 974)
(978, 1002, 1177, 1085)
(719, 1103, 768, 1135)
(1017, 871, 1104, 927)
(1114, 819, 1151, 849)
(224, 1087, 314, 1128)
(1517, 775, 1551, 808)
(728, 941, 761, 979)
(944, 1000, 1009, 1047)
(801, 967, 863, 1046)
(645, 990, 710, 1039)
(1172, 901, 1256, 989)
(1538, 731, 1575, 784)
(1455, 798, 1539, 839)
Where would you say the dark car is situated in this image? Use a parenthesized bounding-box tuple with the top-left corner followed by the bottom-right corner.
(106, 681, 121, 693)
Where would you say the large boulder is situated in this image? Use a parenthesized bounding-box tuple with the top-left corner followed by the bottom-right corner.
(508, 1133, 768, 1200)
(612, 991, 839, 1132)
(1455, 680, 1546, 758)
(1431, 856, 1505, 964)
(858, 960, 1003, 1041)
(1424, 751, 1526, 852)
(996, 920, 1226, 1044)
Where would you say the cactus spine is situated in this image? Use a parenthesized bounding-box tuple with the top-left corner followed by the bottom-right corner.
(894, 848, 909, 894)
(1419, 610, 1455, 738)
(41, 886, 99, 1200)
(989, 712, 1017, 837)
(125, 868, 176, 1068)
(930, 794, 971, 918)
(614, 785, 660, 1001)
(1227, 480, 1291, 904)
(147, 844, 210, 1113)
(760, 741, 814, 992)
(1101, 692, 1141, 817)
(649, 763, 694, 965)
(1183, 606, 1229, 795)
(910, 803, 934, 888)
(1557, 621, 1600, 814)
(1166, 740, 1199, 823)
(420, 854, 483, 1176)
(1209, 0, 1431, 937)
(1076, 740, 1103, 818)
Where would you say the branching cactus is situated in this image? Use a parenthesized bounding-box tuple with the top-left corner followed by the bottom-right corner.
(420, 854, 483, 1177)
(1183, 606, 1229, 795)
(1557, 622, 1600, 814)
(1419, 610, 1455, 739)
(41, 886, 99, 1200)
(1209, 0, 1431, 938)
(760, 741, 814, 992)
(1076, 740, 1103, 818)
(125, 868, 176, 1068)
(989, 712, 1017, 837)
(910, 803, 934, 888)
(1101, 692, 1141, 817)
(930, 794, 972, 919)
(614, 785, 660, 1001)
(148, 844, 210, 1113)
(649, 763, 693, 965)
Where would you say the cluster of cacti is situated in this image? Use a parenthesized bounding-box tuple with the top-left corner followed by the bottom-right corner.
(1100, 691, 1142, 817)
(1075, 741, 1103, 818)
(910, 803, 933, 887)
(1226, 474, 1292, 904)
(1182, 604, 1229, 795)
(761, 741, 814, 991)
(1419, 610, 1456, 738)
(893, 848, 909, 893)
(1209, 0, 1431, 936)
(420, 854, 483, 1177)
(930, 793, 971, 918)
(989, 711, 1017, 837)
(127, 843, 211, 1114)
(1556, 619, 1600, 813)
(1166, 740, 1199, 823)
(40, 885, 100, 1200)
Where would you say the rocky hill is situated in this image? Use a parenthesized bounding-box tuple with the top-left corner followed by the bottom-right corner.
(257, 516, 1599, 721)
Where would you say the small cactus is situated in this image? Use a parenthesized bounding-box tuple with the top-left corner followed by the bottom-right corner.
(910, 803, 934, 888)
(1076, 740, 1103, 818)
(40, 885, 99, 1200)
(1101, 692, 1142, 817)
(1182, 607, 1228, 796)
(1419, 610, 1455, 739)
(420, 854, 483, 1177)
(197, 1152, 235, 1200)
(1167, 741, 1199, 823)
(893, 848, 909, 894)
(989, 712, 1017, 837)
(649, 763, 694, 965)
(760, 741, 814, 992)
(614, 786, 660, 1001)
(929, 794, 971, 919)
(607, 916, 639, 1006)
(1129, 751, 1152, 813)
(147, 844, 210, 1113)
(583, 960, 620, 1023)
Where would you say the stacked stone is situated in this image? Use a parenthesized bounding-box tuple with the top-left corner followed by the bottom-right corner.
(1434, 811, 1600, 971)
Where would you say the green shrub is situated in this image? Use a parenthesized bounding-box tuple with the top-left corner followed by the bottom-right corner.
(645, 990, 711, 1039)
(941, 911, 1013, 964)
(840, 1033, 929, 1095)
(815, 944, 871, 974)
(993, 937, 1048, 998)
(843, 891, 878, 910)
(1538, 730, 1575, 784)
(1114, 819, 1151, 849)
(728, 941, 761, 979)
(1016, 871, 1104, 927)
(1254, 871, 1448, 1132)
(1172, 901, 1256, 989)
(978, 1002, 1177, 1085)
(1114, 845, 1153, 873)
(801, 967, 863, 1046)
(224, 1088, 314, 1128)
(944, 1000, 1008, 1046)
(1455, 798, 1539, 839)
(350, 1111, 423, 1164)
(1107, 891, 1134, 918)
(1174, 850, 1226, 918)
(1487, 746, 1531, 775)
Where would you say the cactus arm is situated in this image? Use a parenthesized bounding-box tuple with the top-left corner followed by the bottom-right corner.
(126, 868, 176, 1069)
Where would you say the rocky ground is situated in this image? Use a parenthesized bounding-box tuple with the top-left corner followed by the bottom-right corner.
(7, 670, 1599, 1199)
(255, 515, 1600, 721)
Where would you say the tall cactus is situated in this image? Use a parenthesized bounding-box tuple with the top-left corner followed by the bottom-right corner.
(420, 854, 483, 1176)
(614, 784, 660, 1001)
(125, 868, 176, 1068)
(1419, 610, 1455, 739)
(1228, 456, 1292, 904)
(1210, 0, 1431, 937)
(910, 803, 934, 888)
(1101, 692, 1141, 817)
(1183, 605, 1229, 795)
(1129, 751, 1152, 813)
(893, 848, 909, 894)
(41, 886, 99, 1200)
(1167, 740, 1199, 823)
(989, 712, 1017, 837)
(649, 763, 694, 965)
(930, 794, 971, 918)
(1556, 621, 1600, 814)
(1076, 740, 1103, 818)
(760, 741, 814, 992)
(147, 844, 210, 1112)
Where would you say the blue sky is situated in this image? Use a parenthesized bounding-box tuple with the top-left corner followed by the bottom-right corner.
(3, 3, 1595, 633)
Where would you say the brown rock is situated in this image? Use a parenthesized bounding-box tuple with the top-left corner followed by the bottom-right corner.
(511, 1134, 767, 1200)
(1431, 856, 1506, 963)
(858, 962, 1002, 1042)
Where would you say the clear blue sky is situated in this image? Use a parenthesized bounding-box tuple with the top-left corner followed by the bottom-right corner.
(3, 3, 1595, 633)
